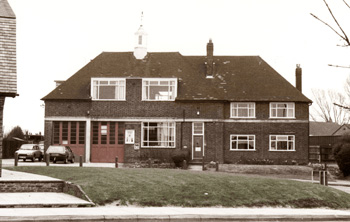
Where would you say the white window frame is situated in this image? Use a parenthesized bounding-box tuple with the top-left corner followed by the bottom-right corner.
(230, 102, 255, 118)
(141, 122, 176, 148)
(192, 122, 204, 135)
(91, 78, 126, 101)
(269, 135, 295, 151)
(270, 102, 295, 118)
(230, 135, 256, 151)
(142, 78, 177, 101)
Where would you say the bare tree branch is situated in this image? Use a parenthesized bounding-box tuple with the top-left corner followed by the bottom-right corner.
(311, 0, 350, 46)
(343, 0, 350, 9)
(323, 0, 350, 44)
(311, 89, 350, 124)
(310, 13, 348, 44)
(328, 64, 350, 68)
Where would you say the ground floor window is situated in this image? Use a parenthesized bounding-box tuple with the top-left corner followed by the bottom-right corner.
(269, 135, 295, 151)
(53, 121, 86, 145)
(230, 135, 255, 151)
(142, 122, 175, 147)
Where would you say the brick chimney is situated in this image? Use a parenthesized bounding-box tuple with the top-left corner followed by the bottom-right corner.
(296, 64, 302, 92)
(205, 39, 215, 78)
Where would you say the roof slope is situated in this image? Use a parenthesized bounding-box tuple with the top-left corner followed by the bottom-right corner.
(42, 52, 311, 102)
(0, 0, 15, 18)
(309, 121, 341, 136)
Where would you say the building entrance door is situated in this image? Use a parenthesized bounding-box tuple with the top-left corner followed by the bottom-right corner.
(193, 135, 203, 159)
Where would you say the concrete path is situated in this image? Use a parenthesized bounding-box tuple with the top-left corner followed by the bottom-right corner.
(1, 206, 350, 221)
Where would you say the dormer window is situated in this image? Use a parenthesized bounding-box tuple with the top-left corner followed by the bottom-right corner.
(142, 78, 177, 101)
(91, 78, 126, 100)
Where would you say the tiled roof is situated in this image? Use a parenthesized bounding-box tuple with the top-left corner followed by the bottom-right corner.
(0, 0, 15, 19)
(309, 121, 341, 136)
(42, 52, 311, 102)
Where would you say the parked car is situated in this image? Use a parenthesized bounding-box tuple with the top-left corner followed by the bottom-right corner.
(15, 144, 42, 162)
(46, 145, 75, 163)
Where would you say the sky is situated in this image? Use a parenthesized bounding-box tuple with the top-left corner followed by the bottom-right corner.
(3, 0, 350, 134)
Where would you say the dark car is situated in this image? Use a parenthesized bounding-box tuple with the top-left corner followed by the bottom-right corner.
(46, 145, 75, 164)
(15, 144, 42, 162)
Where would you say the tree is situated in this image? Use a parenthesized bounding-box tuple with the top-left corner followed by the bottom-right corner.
(3, 126, 24, 140)
(310, 88, 350, 124)
(311, 0, 350, 47)
(333, 135, 350, 177)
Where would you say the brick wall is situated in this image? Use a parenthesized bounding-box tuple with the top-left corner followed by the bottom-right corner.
(45, 79, 225, 120)
(223, 122, 309, 164)
(0, 181, 63, 192)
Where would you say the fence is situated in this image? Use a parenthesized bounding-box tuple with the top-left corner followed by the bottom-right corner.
(2, 140, 22, 159)
(309, 136, 341, 163)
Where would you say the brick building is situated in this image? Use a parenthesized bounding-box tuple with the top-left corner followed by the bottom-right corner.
(42, 24, 311, 164)
(0, 0, 17, 175)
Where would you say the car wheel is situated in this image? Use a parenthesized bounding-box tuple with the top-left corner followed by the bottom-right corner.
(23, 159, 26, 162)
(70, 157, 75, 163)
(32, 157, 35, 162)
(38, 157, 42, 162)
(64, 157, 67, 164)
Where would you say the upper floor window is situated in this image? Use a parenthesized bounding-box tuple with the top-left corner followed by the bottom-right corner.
(91, 78, 125, 101)
(142, 78, 177, 101)
(270, 103, 295, 118)
(230, 103, 255, 118)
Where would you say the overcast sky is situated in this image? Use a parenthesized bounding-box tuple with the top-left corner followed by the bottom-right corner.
(4, 0, 350, 134)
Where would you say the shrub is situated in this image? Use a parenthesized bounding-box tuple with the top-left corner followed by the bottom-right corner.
(171, 149, 190, 168)
(333, 135, 350, 177)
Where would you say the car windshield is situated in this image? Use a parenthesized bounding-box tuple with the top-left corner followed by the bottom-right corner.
(47, 146, 65, 153)
(19, 144, 35, 150)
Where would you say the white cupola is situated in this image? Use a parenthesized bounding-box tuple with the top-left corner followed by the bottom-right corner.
(133, 12, 148, 60)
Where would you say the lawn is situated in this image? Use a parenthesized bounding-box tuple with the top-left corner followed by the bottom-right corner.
(5, 166, 350, 209)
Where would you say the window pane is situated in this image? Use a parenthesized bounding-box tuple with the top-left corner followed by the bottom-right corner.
(101, 122, 107, 144)
(62, 122, 68, 142)
(110, 123, 115, 144)
(79, 122, 85, 144)
(70, 122, 77, 144)
(99, 86, 115, 99)
(53, 122, 60, 144)
(92, 122, 99, 144)
(118, 123, 124, 145)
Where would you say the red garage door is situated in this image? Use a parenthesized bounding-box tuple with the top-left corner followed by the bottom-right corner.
(91, 122, 124, 163)
(53, 121, 85, 159)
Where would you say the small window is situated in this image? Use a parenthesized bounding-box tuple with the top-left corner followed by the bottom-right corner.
(193, 122, 204, 135)
(142, 78, 177, 101)
(230, 135, 255, 151)
(91, 78, 125, 100)
(270, 135, 295, 151)
(270, 103, 295, 118)
(231, 103, 255, 118)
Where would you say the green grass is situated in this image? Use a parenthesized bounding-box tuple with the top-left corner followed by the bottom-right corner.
(5, 166, 350, 208)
